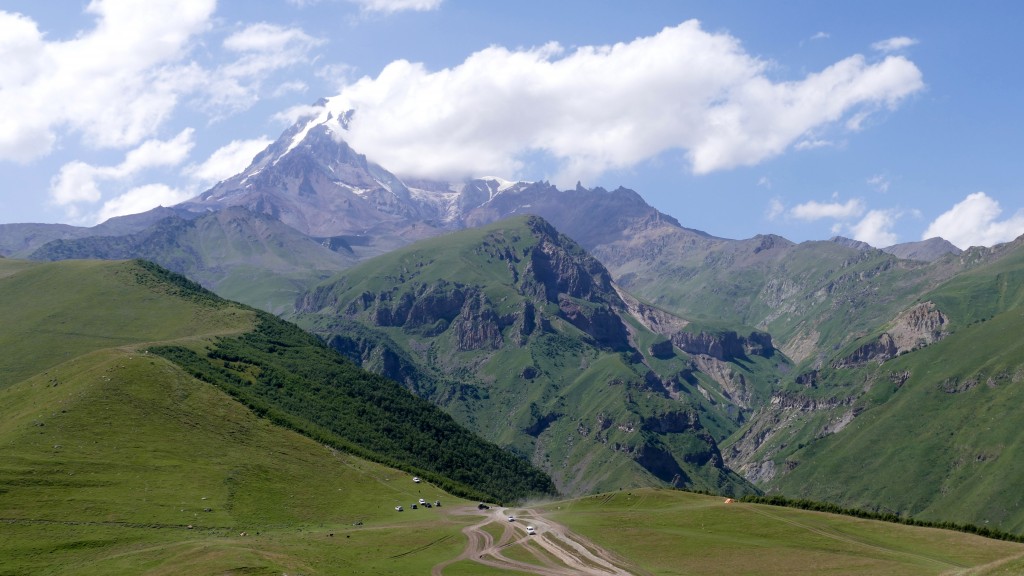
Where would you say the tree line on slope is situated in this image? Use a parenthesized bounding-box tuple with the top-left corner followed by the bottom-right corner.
(741, 494, 1024, 542)
(150, 312, 556, 504)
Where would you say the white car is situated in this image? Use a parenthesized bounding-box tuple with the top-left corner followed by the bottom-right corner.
(395, 505, 403, 511)
(419, 498, 427, 505)
(527, 526, 536, 535)
(508, 516, 515, 522)
(413, 476, 421, 483)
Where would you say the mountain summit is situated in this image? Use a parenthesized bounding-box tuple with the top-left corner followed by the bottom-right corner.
(183, 101, 689, 257)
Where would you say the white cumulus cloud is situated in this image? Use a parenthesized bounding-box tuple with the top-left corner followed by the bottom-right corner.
(97, 183, 193, 222)
(187, 137, 274, 185)
(50, 130, 277, 222)
(324, 20, 924, 185)
(850, 209, 899, 247)
(0, 0, 215, 161)
(0, 3, 321, 163)
(923, 192, 1024, 248)
(50, 129, 195, 208)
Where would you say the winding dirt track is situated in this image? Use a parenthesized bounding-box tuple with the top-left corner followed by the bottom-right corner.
(432, 506, 639, 576)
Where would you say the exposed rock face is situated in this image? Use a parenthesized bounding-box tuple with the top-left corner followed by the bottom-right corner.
(835, 301, 948, 367)
(636, 442, 689, 485)
(558, 296, 629, 350)
(724, 392, 855, 483)
(834, 334, 899, 368)
(633, 409, 729, 484)
(692, 355, 754, 408)
(888, 301, 948, 350)
(649, 338, 675, 359)
(613, 285, 690, 336)
(671, 330, 774, 361)
(454, 291, 504, 350)
(519, 217, 618, 302)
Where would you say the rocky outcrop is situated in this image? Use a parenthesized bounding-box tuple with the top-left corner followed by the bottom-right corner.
(834, 333, 899, 368)
(642, 409, 701, 434)
(614, 285, 690, 336)
(671, 330, 774, 361)
(692, 356, 754, 408)
(888, 301, 948, 349)
(635, 440, 689, 485)
(558, 296, 630, 350)
(649, 338, 675, 359)
(454, 291, 504, 350)
(725, 392, 855, 483)
(834, 301, 947, 367)
(519, 217, 619, 303)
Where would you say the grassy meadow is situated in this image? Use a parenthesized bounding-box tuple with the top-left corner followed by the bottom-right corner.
(544, 489, 1024, 575)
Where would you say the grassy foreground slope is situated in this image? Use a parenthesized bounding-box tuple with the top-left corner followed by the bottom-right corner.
(0, 347, 472, 575)
(0, 258, 557, 573)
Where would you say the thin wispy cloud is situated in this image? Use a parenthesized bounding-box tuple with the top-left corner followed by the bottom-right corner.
(790, 198, 866, 221)
(868, 174, 890, 193)
(872, 36, 919, 53)
(350, 0, 443, 13)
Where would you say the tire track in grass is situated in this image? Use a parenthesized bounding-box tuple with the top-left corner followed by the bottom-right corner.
(432, 506, 642, 576)
(387, 534, 454, 559)
(943, 550, 1024, 575)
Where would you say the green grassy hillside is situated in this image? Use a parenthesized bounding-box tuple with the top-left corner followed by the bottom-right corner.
(0, 258, 254, 388)
(294, 216, 775, 497)
(4, 259, 1023, 574)
(0, 258, 553, 503)
(728, 237, 1024, 532)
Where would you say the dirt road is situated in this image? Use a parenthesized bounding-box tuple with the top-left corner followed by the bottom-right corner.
(431, 505, 639, 576)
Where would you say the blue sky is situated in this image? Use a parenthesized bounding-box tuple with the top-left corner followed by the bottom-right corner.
(1, 0, 1023, 249)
